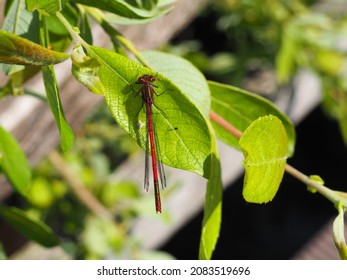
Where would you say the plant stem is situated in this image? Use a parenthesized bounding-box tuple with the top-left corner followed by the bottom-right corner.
(83, 6, 152, 67)
(55, 11, 90, 51)
(209, 111, 243, 139)
(48, 150, 130, 241)
(209, 111, 347, 208)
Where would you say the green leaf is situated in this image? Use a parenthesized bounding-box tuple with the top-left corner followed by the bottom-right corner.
(78, 7, 93, 45)
(1, 0, 40, 74)
(276, 36, 297, 83)
(71, 46, 105, 95)
(307, 175, 324, 193)
(26, 0, 69, 15)
(0, 30, 70, 66)
(0, 126, 31, 197)
(73, 46, 212, 178)
(210, 81, 295, 156)
(42, 65, 75, 152)
(103, 0, 175, 25)
(0, 205, 60, 247)
(2, 0, 39, 41)
(199, 125, 222, 260)
(74, 0, 171, 19)
(333, 203, 347, 260)
(239, 115, 288, 203)
(141, 0, 159, 10)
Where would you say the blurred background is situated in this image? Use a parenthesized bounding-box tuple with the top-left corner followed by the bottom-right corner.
(0, 0, 347, 259)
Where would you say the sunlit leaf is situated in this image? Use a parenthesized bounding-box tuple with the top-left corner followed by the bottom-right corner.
(42, 65, 75, 152)
(0, 30, 69, 66)
(199, 126, 222, 260)
(1, 0, 40, 74)
(72, 46, 212, 178)
(0, 126, 31, 197)
(239, 115, 288, 203)
(307, 175, 324, 193)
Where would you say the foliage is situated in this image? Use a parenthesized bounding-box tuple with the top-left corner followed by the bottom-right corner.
(0, 0, 346, 260)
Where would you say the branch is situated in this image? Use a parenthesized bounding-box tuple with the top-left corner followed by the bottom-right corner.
(48, 150, 114, 221)
(209, 111, 347, 208)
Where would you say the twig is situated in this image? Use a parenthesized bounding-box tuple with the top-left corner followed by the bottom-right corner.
(209, 111, 243, 139)
(48, 150, 114, 221)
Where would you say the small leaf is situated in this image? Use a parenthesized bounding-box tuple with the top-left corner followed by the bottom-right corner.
(0, 205, 60, 247)
(0, 126, 31, 197)
(0, 30, 70, 66)
(240, 115, 288, 203)
(308, 175, 324, 193)
(332, 203, 347, 260)
(71, 45, 105, 95)
(26, 0, 69, 15)
(74, 46, 212, 178)
(210, 81, 295, 156)
(199, 125, 222, 260)
(42, 65, 75, 152)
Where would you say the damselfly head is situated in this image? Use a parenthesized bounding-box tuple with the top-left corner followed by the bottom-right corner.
(137, 74, 156, 85)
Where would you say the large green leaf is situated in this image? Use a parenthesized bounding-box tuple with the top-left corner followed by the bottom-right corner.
(0, 30, 70, 66)
(42, 65, 75, 152)
(199, 125, 222, 260)
(0, 126, 31, 197)
(210, 81, 295, 156)
(239, 115, 288, 203)
(0, 205, 60, 247)
(72, 46, 212, 178)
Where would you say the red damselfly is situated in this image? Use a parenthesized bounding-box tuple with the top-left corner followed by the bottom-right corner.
(135, 74, 167, 213)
